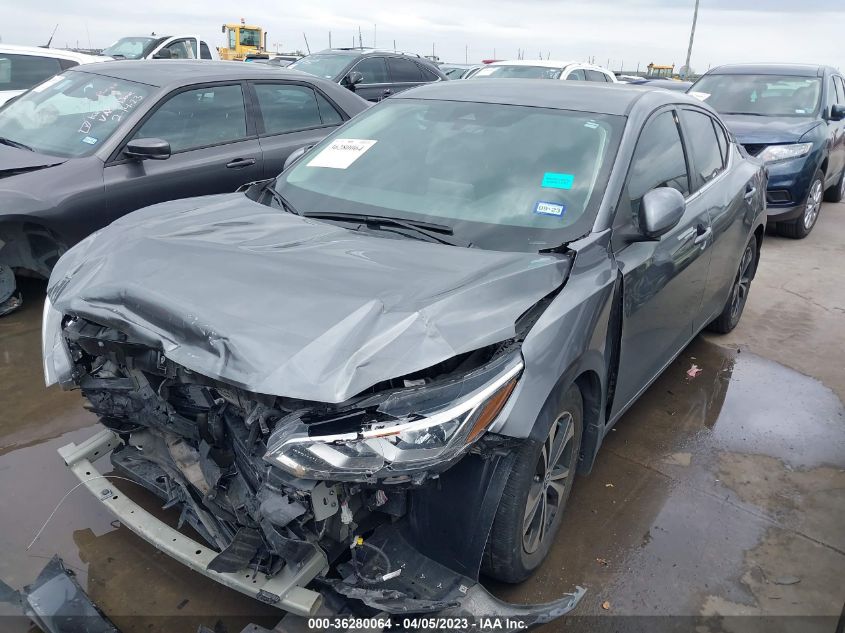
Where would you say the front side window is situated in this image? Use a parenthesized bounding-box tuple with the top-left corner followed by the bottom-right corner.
(585, 69, 608, 82)
(254, 84, 325, 134)
(133, 84, 246, 152)
(352, 57, 389, 84)
(626, 110, 690, 222)
(679, 110, 724, 185)
(566, 69, 586, 81)
(0, 71, 151, 157)
(387, 57, 423, 83)
(0, 54, 62, 91)
(835, 76, 845, 105)
(691, 74, 822, 117)
(200, 42, 212, 60)
(277, 99, 623, 252)
(164, 39, 197, 60)
(474, 65, 563, 79)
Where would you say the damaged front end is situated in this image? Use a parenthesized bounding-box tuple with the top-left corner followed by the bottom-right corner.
(51, 309, 584, 624)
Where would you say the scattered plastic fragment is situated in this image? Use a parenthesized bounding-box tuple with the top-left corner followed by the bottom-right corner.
(772, 576, 801, 585)
(605, 483, 614, 488)
(596, 558, 609, 567)
(601, 600, 611, 610)
(686, 364, 703, 378)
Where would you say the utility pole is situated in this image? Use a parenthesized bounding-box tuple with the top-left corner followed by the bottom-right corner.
(374, 24, 377, 48)
(303, 33, 310, 54)
(329, 31, 331, 48)
(465, 44, 468, 64)
(683, 0, 700, 79)
(358, 26, 363, 48)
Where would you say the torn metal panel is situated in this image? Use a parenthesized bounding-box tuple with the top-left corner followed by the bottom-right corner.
(21, 556, 119, 633)
(48, 194, 569, 402)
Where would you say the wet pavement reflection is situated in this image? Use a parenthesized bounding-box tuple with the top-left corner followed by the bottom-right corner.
(1, 278, 844, 631)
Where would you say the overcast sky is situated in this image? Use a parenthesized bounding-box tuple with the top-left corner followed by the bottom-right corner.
(3, 0, 842, 72)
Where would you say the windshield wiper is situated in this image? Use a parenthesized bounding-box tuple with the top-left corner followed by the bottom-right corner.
(263, 182, 301, 216)
(0, 137, 35, 152)
(302, 211, 468, 247)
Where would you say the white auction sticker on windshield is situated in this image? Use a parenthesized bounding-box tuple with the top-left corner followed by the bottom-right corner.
(307, 139, 378, 169)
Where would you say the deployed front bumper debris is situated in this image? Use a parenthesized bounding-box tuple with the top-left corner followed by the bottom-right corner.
(59, 430, 586, 627)
(11, 556, 119, 633)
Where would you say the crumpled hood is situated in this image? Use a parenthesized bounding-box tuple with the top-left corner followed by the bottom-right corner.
(720, 114, 820, 145)
(49, 193, 569, 403)
(0, 146, 66, 178)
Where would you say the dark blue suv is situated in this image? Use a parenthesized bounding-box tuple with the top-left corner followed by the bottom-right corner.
(690, 64, 845, 238)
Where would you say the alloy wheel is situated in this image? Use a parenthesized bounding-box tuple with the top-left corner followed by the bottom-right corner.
(729, 244, 755, 322)
(522, 412, 575, 555)
(803, 179, 823, 230)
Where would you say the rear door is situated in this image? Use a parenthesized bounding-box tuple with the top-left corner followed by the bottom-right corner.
(610, 108, 713, 418)
(103, 82, 263, 223)
(348, 56, 391, 102)
(249, 81, 347, 178)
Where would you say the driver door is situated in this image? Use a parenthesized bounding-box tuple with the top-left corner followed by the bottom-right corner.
(609, 108, 714, 418)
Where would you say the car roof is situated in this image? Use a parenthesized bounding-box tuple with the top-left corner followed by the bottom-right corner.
(0, 44, 102, 64)
(66, 60, 323, 87)
(705, 63, 835, 77)
(394, 79, 702, 115)
(311, 47, 423, 59)
(489, 59, 605, 70)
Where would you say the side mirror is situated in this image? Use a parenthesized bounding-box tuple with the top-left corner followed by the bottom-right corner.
(830, 104, 845, 121)
(638, 187, 685, 239)
(283, 144, 313, 170)
(124, 138, 171, 161)
(153, 48, 172, 60)
(345, 71, 363, 87)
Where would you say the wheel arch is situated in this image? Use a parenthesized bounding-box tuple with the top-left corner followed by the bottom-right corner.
(0, 218, 68, 278)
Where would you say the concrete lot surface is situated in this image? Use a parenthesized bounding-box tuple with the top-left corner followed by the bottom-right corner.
(1, 203, 843, 632)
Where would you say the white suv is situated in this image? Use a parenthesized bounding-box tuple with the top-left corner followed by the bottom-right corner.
(0, 44, 102, 106)
(473, 59, 617, 82)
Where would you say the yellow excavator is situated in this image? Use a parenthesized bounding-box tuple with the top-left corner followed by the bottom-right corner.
(218, 19, 269, 61)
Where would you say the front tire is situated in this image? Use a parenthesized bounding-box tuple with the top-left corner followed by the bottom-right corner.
(778, 170, 824, 239)
(707, 236, 757, 334)
(482, 385, 583, 583)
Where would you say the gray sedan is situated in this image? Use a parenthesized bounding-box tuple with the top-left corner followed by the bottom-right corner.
(44, 80, 765, 621)
(0, 60, 369, 314)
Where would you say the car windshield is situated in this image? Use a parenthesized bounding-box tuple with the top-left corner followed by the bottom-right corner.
(102, 36, 157, 59)
(473, 65, 563, 80)
(691, 74, 822, 117)
(289, 54, 359, 80)
(0, 71, 152, 158)
(276, 99, 623, 252)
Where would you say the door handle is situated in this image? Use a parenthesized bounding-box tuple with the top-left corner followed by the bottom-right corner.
(226, 158, 256, 169)
(744, 184, 757, 201)
(693, 225, 713, 247)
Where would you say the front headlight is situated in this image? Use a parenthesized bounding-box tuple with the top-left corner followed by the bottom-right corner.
(757, 142, 813, 164)
(42, 296, 73, 388)
(264, 356, 523, 481)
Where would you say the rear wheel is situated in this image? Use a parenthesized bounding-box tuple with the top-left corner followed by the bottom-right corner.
(824, 167, 845, 203)
(707, 236, 757, 334)
(0, 265, 22, 317)
(778, 170, 824, 239)
(482, 385, 583, 583)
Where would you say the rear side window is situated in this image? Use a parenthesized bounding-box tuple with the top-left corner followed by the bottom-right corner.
(255, 84, 323, 134)
(200, 42, 213, 60)
(387, 57, 423, 83)
(679, 110, 725, 186)
(352, 57, 389, 84)
(417, 63, 440, 82)
(315, 92, 343, 125)
(134, 84, 247, 152)
(585, 69, 608, 82)
(627, 110, 690, 217)
(0, 53, 62, 91)
(566, 69, 586, 81)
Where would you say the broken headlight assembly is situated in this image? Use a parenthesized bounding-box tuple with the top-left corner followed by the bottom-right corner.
(42, 296, 74, 388)
(265, 354, 523, 481)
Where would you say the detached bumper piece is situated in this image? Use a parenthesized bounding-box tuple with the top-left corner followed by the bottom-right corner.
(326, 523, 585, 630)
(58, 429, 326, 617)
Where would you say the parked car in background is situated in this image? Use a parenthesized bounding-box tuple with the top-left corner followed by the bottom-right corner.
(619, 77, 692, 92)
(690, 63, 845, 238)
(0, 44, 102, 106)
(439, 63, 482, 79)
(101, 35, 219, 61)
(288, 48, 447, 101)
(45, 81, 764, 623)
(0, 60, 368, 314)
(473, 60, 617, 82)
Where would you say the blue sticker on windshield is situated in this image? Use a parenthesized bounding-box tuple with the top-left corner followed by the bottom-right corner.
(534, 201, 566, 217)
(82, 136, 98, 145)
(541, 172, 574, 189)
